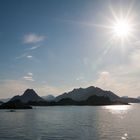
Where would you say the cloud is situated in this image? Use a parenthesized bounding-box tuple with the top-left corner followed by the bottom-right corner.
(16, 33, 46, 61)
(29, 45, 42, 50)
(27, 55, 33, 58)
(23, 72, 34, 81)
(16, 54, 39, 62)
(95, 71, 114, 89)
(28, 72, 33, 76)
(95, 71, 124, 96)
(16, 53, 33, 60)
(16, 53, 28, 59)
(23, 33, 47, 44)
(93, 44, 140, 98)
(95, 61, 140, 97)
(76, 76, 84, 81)
(23, 76, 34, 81)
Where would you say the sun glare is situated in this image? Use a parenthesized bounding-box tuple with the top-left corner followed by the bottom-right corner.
(104, 105, 130, 111)
(113, 20, 132, 38)
(105, 5, 137, 42)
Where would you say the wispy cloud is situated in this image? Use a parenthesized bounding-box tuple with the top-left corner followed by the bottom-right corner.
(23, 72, 34, 81)
(95, 71, 129, 97)
(16, 53, 28, 59)
(28, 72, 33, 76)
(95, 71, 114, 89)
(26, 55, 33, 58)
(76, 76, 84, 81)
(16, 33, 46, 60)
(94, 56, 140, 97)
(23, 76, 34, 81)
(16, 53, 33, 60)
(29, 45, 42, 50)
(23, 33, 47, 44)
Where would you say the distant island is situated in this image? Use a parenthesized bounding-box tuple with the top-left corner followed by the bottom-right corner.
(0, 100, 32, 109)
(0, 101, 3, 105)
(0, 86, 130, 109)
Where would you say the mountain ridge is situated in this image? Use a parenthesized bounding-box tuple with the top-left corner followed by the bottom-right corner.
(10, 89, 44, 103)
(55, 86, 120, 102)
(0, 86, 130, 108)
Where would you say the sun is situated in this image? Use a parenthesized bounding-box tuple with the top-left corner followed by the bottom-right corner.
(112, 19, 133, 39)
(113, 20, 131, 38)
(105, 5, 137, 42)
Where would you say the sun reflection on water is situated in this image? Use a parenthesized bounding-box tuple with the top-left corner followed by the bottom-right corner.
(121, 133, 128, 139)
(103, 105, 131, 116)
(104, 105, 130, 111)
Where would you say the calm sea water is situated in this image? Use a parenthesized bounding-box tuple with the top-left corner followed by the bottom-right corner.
(0, 104, 139, 140)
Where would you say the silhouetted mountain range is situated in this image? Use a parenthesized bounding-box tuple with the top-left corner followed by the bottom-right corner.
(0, 101, 3, 105)
(0, 86, 129, 109)
(0, 100, 32, 109)
(55, 86, 120, 102)
(42, 95, 55, 102)
(0, 89, 44, 109)
(0, 98, 10, 103)
(121, 96, 140, 103)
(138, 96, 140, 99)
(10, 89, 45, 103)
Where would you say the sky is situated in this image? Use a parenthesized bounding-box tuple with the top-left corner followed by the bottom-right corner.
(0, 0, 140, 98)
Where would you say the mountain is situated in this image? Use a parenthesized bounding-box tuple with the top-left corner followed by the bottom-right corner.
(55, 95, 114, 106)
(55, 86, 120, 102)
(0, 101, 3, 105)
(121, 97, 140, 103)
(42, 95, 55, 102)
(10, 89, 44, 103)
(0, 100, 32, 109)
(2, 86, 128, 107)
(29, 94, 128, 106)
(0, 98, 10, 103)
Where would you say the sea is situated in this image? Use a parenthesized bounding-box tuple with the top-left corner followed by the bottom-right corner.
(0, 104, 139, 140)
